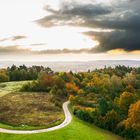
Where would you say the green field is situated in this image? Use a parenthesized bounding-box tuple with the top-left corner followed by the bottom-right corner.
(0, 81, 31, 97)
(0, 106, 123, 140)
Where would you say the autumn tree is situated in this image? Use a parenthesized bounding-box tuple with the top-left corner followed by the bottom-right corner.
(66, 83, 79, 95)
(123, 72, 136, 87)
(38, 72, 54, 88)
(53, 75, 65, 89)
(0, 69, 9, 82)
(124, 100, 140, 130)
(110, 75, 122, 92)
(119, 92, 138, 113)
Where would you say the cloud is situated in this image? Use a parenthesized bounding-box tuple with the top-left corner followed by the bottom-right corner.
(0, 35, 26, 42)
(0, 45, 82, 55)
(11, 35, 26, 41)
(36, 48, 88, 54)
(37, 0, 140, 53)
(84, 30, 140, 53)
(0, 46, 30, 54)
(0, 45, 91, 55)
(38, 0, 140, 30)
(0, 42, 140, 55)
(88, 12, 140, 31)
(30, 43, 46, 46)
(38, 3, 112, 27)
(2, 0, 140, 55)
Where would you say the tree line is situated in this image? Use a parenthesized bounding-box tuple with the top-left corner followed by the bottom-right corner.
(0, 65, 53, 82)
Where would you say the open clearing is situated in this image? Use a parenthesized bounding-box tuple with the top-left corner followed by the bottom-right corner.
(0, 92, 64, 130)
(0, 81, 31, 97)
(0, 105, 123, 140)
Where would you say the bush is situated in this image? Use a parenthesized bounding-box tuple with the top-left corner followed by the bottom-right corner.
(103, 110, 119, 131)
(75, 109, 93, 123)
(0, 73, 9, 82)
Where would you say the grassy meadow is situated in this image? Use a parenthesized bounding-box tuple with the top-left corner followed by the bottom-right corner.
(0, 105, 123, 140)
(0, 92, 64, 130)
(0, 81, 31, 97)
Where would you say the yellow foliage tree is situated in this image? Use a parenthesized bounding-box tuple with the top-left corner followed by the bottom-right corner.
(119, 91, 138, 113)
(124, 100, 140, 131)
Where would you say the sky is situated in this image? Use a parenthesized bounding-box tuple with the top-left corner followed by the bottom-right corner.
(0, 0, 140, 61)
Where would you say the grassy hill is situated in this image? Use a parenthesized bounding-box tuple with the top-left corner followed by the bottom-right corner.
(0, 105, 123, 140)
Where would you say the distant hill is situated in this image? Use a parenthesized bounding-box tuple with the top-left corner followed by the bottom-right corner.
(0, 60, 140, 72)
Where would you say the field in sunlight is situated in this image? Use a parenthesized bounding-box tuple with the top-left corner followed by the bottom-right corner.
(0, 81, 31, 97)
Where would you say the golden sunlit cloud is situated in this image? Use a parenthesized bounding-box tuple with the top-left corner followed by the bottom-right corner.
(108, 49, 140, 55)
(131, 50, 140, 54)
(107, 49, 127, 55)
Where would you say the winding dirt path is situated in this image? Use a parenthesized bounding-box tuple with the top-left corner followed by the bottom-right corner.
(0, 101, 72, 134)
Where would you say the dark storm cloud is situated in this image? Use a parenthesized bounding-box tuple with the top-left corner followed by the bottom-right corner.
(39, 0, 140, 30)
(89, 13, 140, 31)
(84, 30, 140, 52)
(37, 0, 140, 53)
(38, 3, 112, 27)
(60, 4, 111, 17)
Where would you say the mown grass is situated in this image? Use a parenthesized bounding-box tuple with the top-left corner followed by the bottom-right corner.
(0, 123, 46, 130)
(0, 105, 124, 140)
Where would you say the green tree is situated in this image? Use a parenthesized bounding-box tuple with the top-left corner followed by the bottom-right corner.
(98, 98, 108, 115)
(104, 109, 119, 131)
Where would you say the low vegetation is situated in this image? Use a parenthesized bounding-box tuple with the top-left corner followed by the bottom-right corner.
(0, 92, 64, 129)
(0, 81, 30, 97)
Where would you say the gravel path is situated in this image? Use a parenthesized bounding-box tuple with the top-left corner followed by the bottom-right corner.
(0, 101, 72, 134)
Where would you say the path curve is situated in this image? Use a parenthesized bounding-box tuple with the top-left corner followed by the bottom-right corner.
(0, 101, 72, 134)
